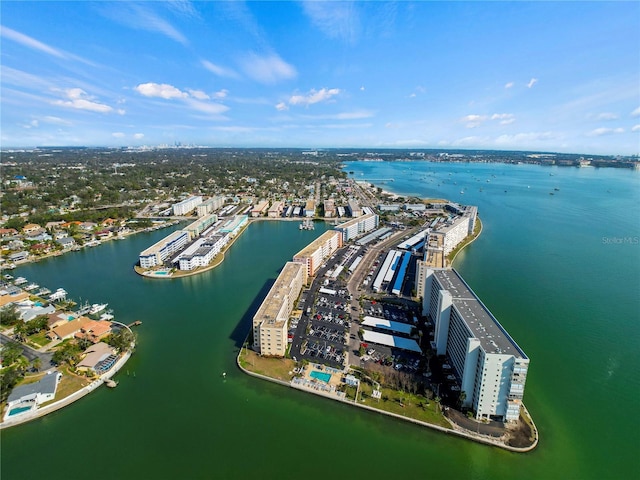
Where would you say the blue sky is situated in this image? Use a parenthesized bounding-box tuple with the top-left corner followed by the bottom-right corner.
(1, 1, 639, 155)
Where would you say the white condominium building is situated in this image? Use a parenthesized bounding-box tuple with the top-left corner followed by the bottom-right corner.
(177, 234, 228, 271)
(422, 268, 529, 422)
(335, 213, 380, 242)
(172, 196, 203, 216)
(139, 230, 189, 268)
(348, 199, 362, 217)
(253, 262, 307, 357)
(184, 213, 218, 239)
(438, 216, 472, 255)
(196, 196, 225, 216)
(293, 230, 342, 278)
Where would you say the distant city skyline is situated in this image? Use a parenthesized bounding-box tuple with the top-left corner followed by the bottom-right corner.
(1, 1, 639, 155)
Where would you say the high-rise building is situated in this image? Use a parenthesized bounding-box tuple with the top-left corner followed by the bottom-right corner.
(421, 268, 529, 422)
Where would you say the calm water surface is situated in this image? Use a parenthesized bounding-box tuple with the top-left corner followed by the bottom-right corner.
(1, 162, 639, 479)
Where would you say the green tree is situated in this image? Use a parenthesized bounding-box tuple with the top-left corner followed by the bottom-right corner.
(1, 340, 23, 365)
(0, 367, 23, 403)
(0, 305, 20, 326)
(31, 356, 42, 372)
(107, 328, 135, 353)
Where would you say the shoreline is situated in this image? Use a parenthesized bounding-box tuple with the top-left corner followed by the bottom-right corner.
(236, 348, 537, 453)
(134, 221, 250, 279)
(0, 348, 133, 430)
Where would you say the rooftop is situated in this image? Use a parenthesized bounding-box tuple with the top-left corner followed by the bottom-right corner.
(433, 269, 527, 358)
(293, 230, 340, 259)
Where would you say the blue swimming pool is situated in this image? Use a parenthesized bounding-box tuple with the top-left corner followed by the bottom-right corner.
(310, 371, 331, 383)
(8, 406, 32, 416)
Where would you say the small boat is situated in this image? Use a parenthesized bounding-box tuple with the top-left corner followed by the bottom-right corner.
(89, 303, 108, 315)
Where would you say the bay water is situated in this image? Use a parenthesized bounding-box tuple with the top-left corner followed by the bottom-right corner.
(1, 162, 638, 479)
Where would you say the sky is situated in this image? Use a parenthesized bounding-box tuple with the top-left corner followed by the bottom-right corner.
(1, 1, 639, 155)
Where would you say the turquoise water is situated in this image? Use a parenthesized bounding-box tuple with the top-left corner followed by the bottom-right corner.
(8, 406, 32, 416)
(1, 163, 638, 479)
(310, 371, 332, 383)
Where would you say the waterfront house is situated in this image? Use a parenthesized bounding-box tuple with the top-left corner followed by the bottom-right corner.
(46, 311, 73, 329)
(18, 304, 56, 322)
(56, 237, 76, 249)
(6, 370, 62, 409)
(0, 288, 29, 307)
(74, 320, 112, 344)
(77, 342, 116, 373)
(8, 251, 29, 263)
(48, 315, 92, 341)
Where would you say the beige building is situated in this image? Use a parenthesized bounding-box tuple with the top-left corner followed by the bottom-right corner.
(293, 230, 342, 279)
(251, 200, 270, 217)
(252, 262, 307, 357)
(268, 201, 284, 218)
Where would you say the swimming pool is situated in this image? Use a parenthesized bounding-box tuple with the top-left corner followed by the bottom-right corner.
(310, 371, 331, 383)
(8, 405, 32, 417)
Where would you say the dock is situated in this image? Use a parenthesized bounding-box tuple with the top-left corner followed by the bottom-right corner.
(128, 320, 143, 328)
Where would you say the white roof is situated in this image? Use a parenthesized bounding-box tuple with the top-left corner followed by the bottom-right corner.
(361, 316, 413, 335)
(361, 330, 422, 353)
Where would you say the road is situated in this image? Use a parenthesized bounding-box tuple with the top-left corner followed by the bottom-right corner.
(0, 332, 54, 369)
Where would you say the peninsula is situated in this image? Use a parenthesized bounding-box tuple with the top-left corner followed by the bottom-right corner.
(239, 179, 537, 451)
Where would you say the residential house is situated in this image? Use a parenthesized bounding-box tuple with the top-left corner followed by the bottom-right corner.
(46, 311, 73, 329)
(5, 371, 62, 410)
(22, 224, 43, 236)
(75, 320, 113, 344)
(0, 228, 18, 237)
(47, 315, 92, 341)
(56, 237, 76, 249)
(77, 342, 116, 373)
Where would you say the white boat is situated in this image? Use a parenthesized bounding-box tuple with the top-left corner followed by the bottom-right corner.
(89, 303, 108, 315)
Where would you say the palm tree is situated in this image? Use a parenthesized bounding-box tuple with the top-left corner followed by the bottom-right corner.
(31, 357, 42, 372)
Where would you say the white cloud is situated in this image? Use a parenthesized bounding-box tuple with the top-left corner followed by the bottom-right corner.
(184, 98, 228, 115)
(135, 83, 188, 99)
(302, 1, 360, 44)
(462, 114, 488, 128)
(588, 127, 625, 137)
(288, 88, 341, 107)
(117, 109, 126, 115)
(631, 125, 640, 132)
(588, 112, 618, 121)
(213, 89, 228, 99)
(112, 132, 125, 138)
(527, 78, 538, 88)
(631, 107, 640, 117)
(187, 89, 210, 100)
(491, 113, 516, 125)
(133, 133, 145, 139)
(495, 132, 556, 144)
(360, 86, 365, 91)
(52, 88, 113, 113)
(275, 102, 289, 111)
(100, 3, 188, 45)
(504, 82, 514, 89)
(0, 25, 65, 58)
(240, 53, 297, 84)
(201, 60, 239, 79)
(134, 82, 228, 116)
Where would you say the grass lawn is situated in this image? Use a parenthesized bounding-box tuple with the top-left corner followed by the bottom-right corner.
(351, 380, 450, 428)
(39, 366, 90, 407)
(27, 330, 51, 348)
(238, 348, 296, 382)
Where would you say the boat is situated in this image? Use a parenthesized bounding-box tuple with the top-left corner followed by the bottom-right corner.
(299, 219, 315, 230)
(89, 303, 108, 315)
